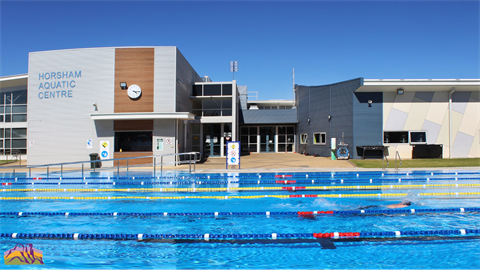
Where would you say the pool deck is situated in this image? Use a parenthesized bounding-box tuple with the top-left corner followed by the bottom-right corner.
(3, 153, 478, 174)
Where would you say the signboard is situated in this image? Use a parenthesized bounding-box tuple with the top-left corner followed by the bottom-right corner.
(226, 141, 240, 168)
(100, 140, 110, 160)
(157, 138, 164, 151)
(86, 139, 93, 149)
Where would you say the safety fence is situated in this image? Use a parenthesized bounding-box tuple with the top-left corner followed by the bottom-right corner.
(2, 192, 480, 201)
(2, 183, 480, 193)
(1, 207, 479, 217)
(2, 177, 480, 187)
(2, 229, 479, 241)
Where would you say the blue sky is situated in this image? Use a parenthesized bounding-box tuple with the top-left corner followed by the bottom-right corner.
(1, 0, 478, 100)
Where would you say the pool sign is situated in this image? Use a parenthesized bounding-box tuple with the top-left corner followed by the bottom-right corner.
(226, 141, 240, 168)
(100, 140, 110, 160)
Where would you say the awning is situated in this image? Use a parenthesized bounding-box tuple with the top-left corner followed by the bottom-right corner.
(90, 112, 195, 121)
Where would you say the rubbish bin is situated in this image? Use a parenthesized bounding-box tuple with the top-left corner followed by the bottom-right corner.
(89, 153, 101, 168)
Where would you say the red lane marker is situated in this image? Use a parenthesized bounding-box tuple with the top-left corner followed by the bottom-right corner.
(274, 175, 293, 178)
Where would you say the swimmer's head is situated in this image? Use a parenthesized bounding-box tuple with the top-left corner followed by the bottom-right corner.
(403, 201, 412, 206)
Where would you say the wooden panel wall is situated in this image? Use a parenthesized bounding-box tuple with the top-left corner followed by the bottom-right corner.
(113, 152, 153, 166)
(114, 120, 153, 131)
(114, 48, 154, 112)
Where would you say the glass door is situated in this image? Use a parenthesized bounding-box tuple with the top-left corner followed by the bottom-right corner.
(260, 127, 276, 153)
(203, 124, 221, 157)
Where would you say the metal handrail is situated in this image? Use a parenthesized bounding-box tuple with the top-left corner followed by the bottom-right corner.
(382, 155, 389, 170)
(0, 152, 201, 178)
(395, 151, 402, 170)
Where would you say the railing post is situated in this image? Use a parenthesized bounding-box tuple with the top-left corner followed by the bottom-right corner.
(93, 161, 96, 173)
(13, 168, 15, 177)
(47, 167, 49, 178)
(127, 159, 129, 173)
(117, 160, 120, 176)
(189, 154, 192, 173)
(154, 157, 156, 177)
(61, 164, 63, 178)
(161, 156, 163, 175)
(29, 167, 31, 178)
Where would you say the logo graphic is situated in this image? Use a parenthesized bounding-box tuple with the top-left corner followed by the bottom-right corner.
(230, 157, 236, 163)
(101, 151, 108, 158)
(101, 141, 108, 148)
(4, 244, 44, 265)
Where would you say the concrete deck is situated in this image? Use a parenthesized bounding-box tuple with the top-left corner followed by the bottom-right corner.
(1, 153, 478, 174)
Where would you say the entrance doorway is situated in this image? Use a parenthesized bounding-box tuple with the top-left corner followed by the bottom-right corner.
(203, 124, 221, 157)
(260, 127, 276, 152)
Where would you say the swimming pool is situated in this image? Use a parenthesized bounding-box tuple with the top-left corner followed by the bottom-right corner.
(1, 170, 479, 269)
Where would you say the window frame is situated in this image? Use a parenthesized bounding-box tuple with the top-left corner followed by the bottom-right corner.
(300, 133, 308, 144)
(313, 132, 327, 145)
(410, 131, 427, 144)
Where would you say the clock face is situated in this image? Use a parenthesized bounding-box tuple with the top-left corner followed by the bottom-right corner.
(127, 84, 142, 99)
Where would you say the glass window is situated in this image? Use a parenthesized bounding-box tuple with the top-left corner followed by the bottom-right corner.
(300, 133, 308, 144)
(249, 127, 257, 135)
(0, 93, 4, 105)
(222, 84, 232, 95)
(5, 115, 11, 122)
(287, 127, 295, 135)
(12, 128, 27, 138)
(0, 140, 3, 148)
(0, 128, 3, 138)
(5, 139, 10, 148)
(12, 105, 27, 113)
(192, 85, 203, 96)
(410, 132, 427, 144)
(204, 84, 221, 96)
(384, 131, 409, 143)
(241, 127, 248, 134)
(222, 110, 232, 116)
(0, 106, 4, 113)
(12, 139, 26, 148)
(12, 114, 27, 122)
(221, 99, 232, 109)
(5, 106, 11, 113)
(12, 90, 27, 104)
(313, 132, 326, 144)
(114, 131, 152, 152)
(191, 124, 200, 134)
(5, 128, 11, 138)
(5, 92, 12, 104)
(203, 99, 221, 109)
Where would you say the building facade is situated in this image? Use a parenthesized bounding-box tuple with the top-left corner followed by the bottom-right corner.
(0, 46, 478, 165)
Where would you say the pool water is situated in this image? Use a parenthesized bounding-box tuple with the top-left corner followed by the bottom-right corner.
(1, 170, 479, 269)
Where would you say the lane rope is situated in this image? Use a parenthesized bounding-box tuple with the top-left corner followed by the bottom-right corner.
(2, 229, 479, 241)
(2, 207, 478, 217)
(2, 192, 480, 200)
(2, 177, 480, 187)
(2, 183, 480, 193)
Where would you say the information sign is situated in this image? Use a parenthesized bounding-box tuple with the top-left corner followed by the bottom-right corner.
(226, 141, 240, 169)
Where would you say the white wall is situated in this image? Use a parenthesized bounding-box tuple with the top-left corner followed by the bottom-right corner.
(28, 48, 115, 166)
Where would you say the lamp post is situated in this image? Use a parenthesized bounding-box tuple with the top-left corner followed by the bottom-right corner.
(230, 61, 238, 80)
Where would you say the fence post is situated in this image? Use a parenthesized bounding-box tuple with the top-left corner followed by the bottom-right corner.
(61, 165, 63, 178)
(161, 156, 163, 175)
(29, 167, 31, 178)
(82, 164, 84, 178)
(154, 157, 156, 177)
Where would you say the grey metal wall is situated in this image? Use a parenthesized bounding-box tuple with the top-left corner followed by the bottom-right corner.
(240, 109, 297, 124)
(28, 48, 116, 166)
(175, 48, 202, 113)
(154, 47, 177, 113)
(352, 92, 383, 158)
(296, 78, 362, 157)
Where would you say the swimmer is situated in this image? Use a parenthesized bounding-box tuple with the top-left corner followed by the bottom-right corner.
(386, 201, 412, 209)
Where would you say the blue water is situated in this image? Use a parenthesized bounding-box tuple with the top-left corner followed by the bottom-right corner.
(1, 170, 479, 269)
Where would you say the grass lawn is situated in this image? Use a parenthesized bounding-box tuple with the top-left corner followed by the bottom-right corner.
(0, 160, 18, 165)
(350, 158, 480, 168)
